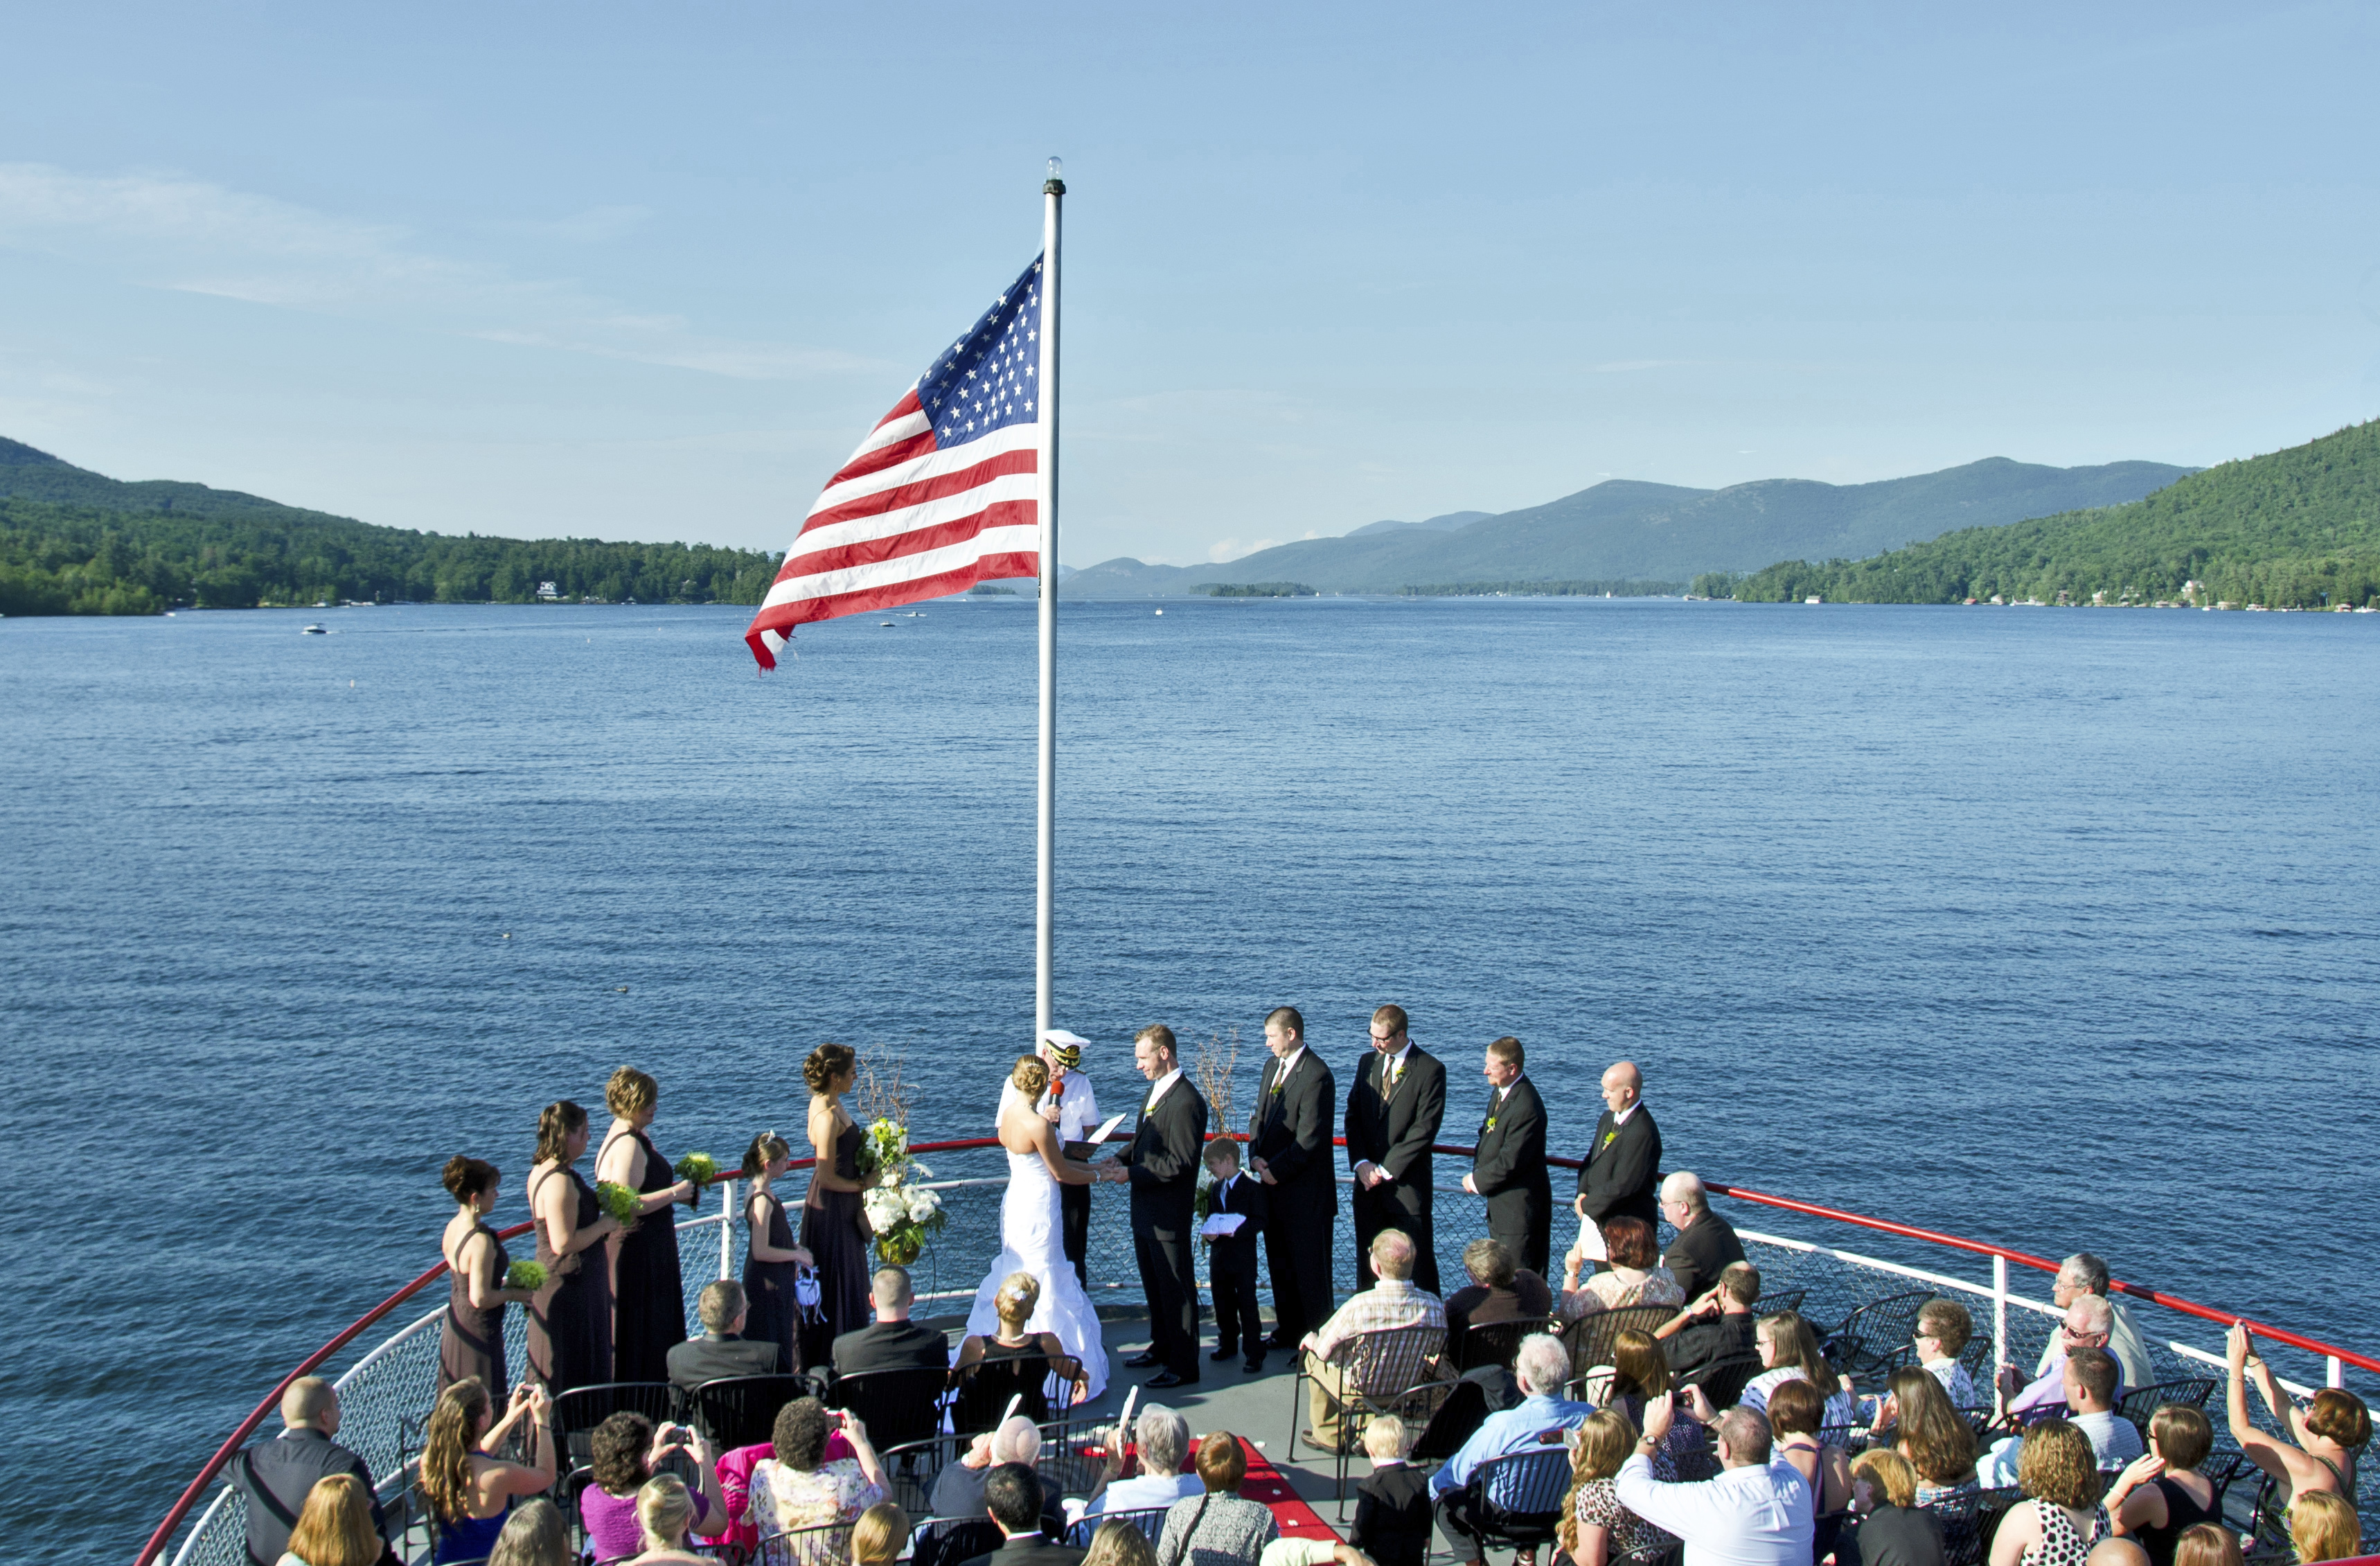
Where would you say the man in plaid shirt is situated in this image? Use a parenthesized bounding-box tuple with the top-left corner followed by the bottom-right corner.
(1302, 1229, 1446, 1450)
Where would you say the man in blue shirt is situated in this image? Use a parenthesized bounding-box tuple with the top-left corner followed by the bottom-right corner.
(1430, 1333, 1592, 1566)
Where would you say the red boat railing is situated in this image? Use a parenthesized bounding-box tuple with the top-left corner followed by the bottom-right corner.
(136, 1135, 2375, 1566)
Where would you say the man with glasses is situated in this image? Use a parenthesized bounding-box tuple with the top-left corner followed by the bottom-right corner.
(1344, 1004, 1447, 1297)
(2034, 1252, 2155, 1397)
(1996, 1294, 2120, 1421)
(1658, 1171, 1746, 1303)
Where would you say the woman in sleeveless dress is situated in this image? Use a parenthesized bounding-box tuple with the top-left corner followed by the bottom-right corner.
(2226, 1322, 2368, 1551)
(1987, 1421, 2110, 1566)
(2106, 1405, 2221, 1566)
(420, 1376, 557, 1565)
(596, 1067, 699, 1384)
(801, 1044, 878, 1368)
(438, 1155, 535, 1398)
(740, 1130, 815, 1374)
(526, 1100, 622, 1396)
(954, 1271, 1083, 1430)
(963, 1055, 1110, 1401)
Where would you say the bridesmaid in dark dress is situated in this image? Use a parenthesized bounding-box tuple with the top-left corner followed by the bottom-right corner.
(438, 1155, 535, 1398)
(526, 1100, 622, 1397)
(739, 1130, 815, 1373)
(801, 1044, 878, 1368)
(595, 1067, 698, 1384)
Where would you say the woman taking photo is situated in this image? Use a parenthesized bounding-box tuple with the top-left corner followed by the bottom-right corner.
(2226, 1322, 2367, 1547)
(596, 1067, 698, 1384)
(742, 1130, 817, 1375)
(420, 1377, 558, 1565)
(526, 1100, 621, 1396)
(802, 1044, 879, 1365)
(580, 1412, 729, 1565)
(439, 1156, 535, 1399)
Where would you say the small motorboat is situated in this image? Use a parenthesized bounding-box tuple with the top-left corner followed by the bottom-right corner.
(301, 624, 327, 634)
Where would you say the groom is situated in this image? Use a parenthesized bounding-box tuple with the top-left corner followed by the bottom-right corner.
(1107, 1023, 1207, 1388)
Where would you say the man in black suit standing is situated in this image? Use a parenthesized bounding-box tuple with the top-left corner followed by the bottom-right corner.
(1248, 1004, 1336, 1351)
(1108, 1022, 1207, 1387)
(957, 1463, 1086, 1566)
(1461, 1035, 1552, 1277)
(1344, 1004, 1446, 1297)
(1571, 1059, 1661, 1269)
(668, 1279, 786, 1392)
(230, 1377, 396, 1566)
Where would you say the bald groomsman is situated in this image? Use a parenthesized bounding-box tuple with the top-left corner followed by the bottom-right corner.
(1462, 1036, 1552, 1277)
(1572, 1060, 1661, 1267)
(1344, 1004, 1446, 1297)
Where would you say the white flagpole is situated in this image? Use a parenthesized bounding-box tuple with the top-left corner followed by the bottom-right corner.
(1035, 158, 1063, 1041)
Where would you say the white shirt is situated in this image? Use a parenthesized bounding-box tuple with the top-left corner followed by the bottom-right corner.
(1270, 1045, 1308, 1083)
(1144, 1067, 1183, 1113)
(1356, 1044, 1414, 1174)
(1613, 1098, 1644, 1126)
(1615, 1453, 1813, 1566)
(1038, 1072, 1097, 1141)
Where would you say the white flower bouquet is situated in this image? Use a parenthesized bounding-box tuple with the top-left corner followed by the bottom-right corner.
(855, 1116, 945, 1264)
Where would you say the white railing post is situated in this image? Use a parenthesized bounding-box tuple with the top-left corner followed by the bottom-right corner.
(2329, 1354, 2345, 1389)
(1993, 1254, 2009, 1376)
(719, 1179, 736, 1281)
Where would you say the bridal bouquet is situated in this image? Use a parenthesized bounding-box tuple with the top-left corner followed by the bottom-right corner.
(856, 1117, 945, 1265)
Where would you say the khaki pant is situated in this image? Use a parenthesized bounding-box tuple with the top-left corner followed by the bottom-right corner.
(1308, 1360, 1358, 1450)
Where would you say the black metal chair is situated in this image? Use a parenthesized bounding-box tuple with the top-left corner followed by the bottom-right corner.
(1613, 1541, 1682, 1566)
(1065, 1506, 1172, 1547)
(1825, 1290, 1935, 1379)
(950, 1353, 1083, 1435)
(1454, 1315, 1556, 1373)
(1034, 1411, 1124, 1501)
(1434, 1443, 1575, 1560)
(830, 1364, 953, 1450)
(1410, 1376, 1493, 1464)
(878, 1432, 973, 1520)
(1759, 1287, 1809, 1319)
(1558, 1304, 1676, 1389)
(909, 1517, 1005, 1566)
(756, 1522, 854, 1566)
(692, 1374, 812, 1450)
(1923, 1488, 1984, 1566)
(1676, 1350, 1764, 1412)
(551, 1382, 680, 1465)
(2115, 1378, 2219, 1445)
(1288, 1320, 1452, 1509)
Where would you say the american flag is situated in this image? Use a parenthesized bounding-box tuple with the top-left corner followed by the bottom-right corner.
(745, 255, 1046, 668)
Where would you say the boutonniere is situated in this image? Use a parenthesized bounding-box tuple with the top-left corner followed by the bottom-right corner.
(1599, 1128, 1617, 1150)
(1483, 1116, 1498, 1132)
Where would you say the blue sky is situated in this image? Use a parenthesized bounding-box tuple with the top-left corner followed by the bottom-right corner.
(2, 3, 2374, 568)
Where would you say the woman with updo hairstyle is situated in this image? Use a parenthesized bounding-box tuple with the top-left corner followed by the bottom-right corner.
(526, 1099, 623, 1396)
(800, 1042, 879, 1365)
(954, 1269, 1077, 1428)
(621, 1475, 707, 1566)
(596, 1066, 698, 1383)
(741, 1130, 815, 1375)
(439, 1155, 533, 1398)
(850, 1500, 911, 1566)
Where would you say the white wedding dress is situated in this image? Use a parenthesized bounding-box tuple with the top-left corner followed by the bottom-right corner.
(964, 1088, 1110, 1400)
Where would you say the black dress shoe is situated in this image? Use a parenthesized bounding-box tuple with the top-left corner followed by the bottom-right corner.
(1261, 1333, 1296, 1351)
(1242, 1355, 1266, 1373)
(1123, 1351, 1161, 1368)
(1209, 1346, 1237, 1362)
(1146, 1369, 1186, 1387)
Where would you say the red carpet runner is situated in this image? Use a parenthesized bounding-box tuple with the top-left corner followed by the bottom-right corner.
(1236, 1438, 1342, 1543)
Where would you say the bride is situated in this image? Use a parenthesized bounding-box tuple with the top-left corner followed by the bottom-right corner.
(963, 1056, 1111, 1401)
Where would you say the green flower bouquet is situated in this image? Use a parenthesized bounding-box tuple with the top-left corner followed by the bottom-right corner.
(595, 1179, 643, 1232)
(504, 1260, 547, 1292)
(674, 1151, 718, 1207)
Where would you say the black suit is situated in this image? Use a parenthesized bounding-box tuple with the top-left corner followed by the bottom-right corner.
(667, 1331, 785, 1392)
(1351, 1463, 1433, 1566)
(1662, 1211, 1746, 1303)
(231, 1427, 391, 1566)
(830, 1318, 950, 1379)
(1119, 1073, 1207, 1378)
(1344, 1045, 1446, 1296)
(1248, 1047, 1336, 1342)
(1205, 1171, 1267, 1359)
(1575, 1103, 1662, 1232)
(959, 1536, 1086, 1566)
(1469, 1074, 1552, 1276)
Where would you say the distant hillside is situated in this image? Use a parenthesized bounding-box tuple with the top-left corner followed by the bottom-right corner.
(0, 437, 779, 615)
(1728, 420, 2380, 609)
(1065, 458, 2194, 597)
(1345, 510, 1493, 538)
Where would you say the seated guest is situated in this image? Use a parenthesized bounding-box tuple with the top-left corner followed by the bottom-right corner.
(833, 1265, 952, 1383)
(1559, 1216, 1685, 1318)
(1984, 1421, 2109, 1566)
(1865, 1303, 1978, 1430)
(580, 1413, 727, 1563)
(231, 1378, 392, 1566)
(1558, 1407, 1676, 1566)
(624, 1475, 709, 1566)
(1876, 1370, 1978, 1509)
(1979, 1348, 2140, 1486)
(1078, 1405, 1202, 1520)
(279, 1475, 382, 1566)
(2288, 1493, 2361, 1565)
(1430, 1334, 1597, 1566)
(1659, 1263, 1761, 1377)
(934, 1416, 1066, 1534)
(957, 1272, 1086, 1424)
(1604, 1330, 1707, 1482)
(1658, 1174, 1746, 1305)
(2034, 1255, 2154, 1396)
(1443, 1237, 1554, 1344)
(1616, 1396, 1815, 1566)
(486, 1497, 571, 1566)
(961, 1465, 1085, 1566)
(1302, 1229, 1447, 1454)
(1351, 1417, 1431, 1566)
(1156, 1433, 1279, 1566)
(1840, 1450, 1943, 1566)
(2224, 1322, 2367, 1527)
(1687, 1310, 1851, 1430)
(853, 1501, 912, 1566)
(420, 1378, 558, 1565)
(1090, 1521, 1164, 1566)
(2104, 1406, 2219, 1566)
(749, 1398, 889, 1537)
(1770, 1380, 1854, 1564)
(667, 1279, 783, 1393)
(1997, 1296, 2117, 1421)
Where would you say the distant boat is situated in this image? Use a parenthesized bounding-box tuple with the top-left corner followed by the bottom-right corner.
(880, 621, 896, 628)
(1804, 596, 1822, 605)
(301, 624, 327, 634)
(1154, 609, 1164, 616)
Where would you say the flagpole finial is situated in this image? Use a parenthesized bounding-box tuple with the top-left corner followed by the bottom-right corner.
(1044, 157, 1065, 196)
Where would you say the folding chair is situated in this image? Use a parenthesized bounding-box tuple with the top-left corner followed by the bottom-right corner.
(1558, 1304, 1676, 1392)
(693, 1374, 813, 1450)
(2115, 1379, 2218, 1446)
(830, 1364, 954, 1450)
(551, 1382, 680, 1466)
(756, 1522, 854, 1566)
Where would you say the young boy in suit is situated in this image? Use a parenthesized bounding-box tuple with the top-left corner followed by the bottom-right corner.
(1202, 1139, 1268, 1372)
(1351, 1415, 1430, 1566)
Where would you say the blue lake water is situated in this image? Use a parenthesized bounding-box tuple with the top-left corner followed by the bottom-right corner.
(5, 596, 2377, 1560)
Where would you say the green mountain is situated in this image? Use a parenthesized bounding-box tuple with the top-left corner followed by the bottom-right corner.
(1728, 420, 2380, 609)
(0, 437, 779, 615)
(1065, 457, 2193, 597)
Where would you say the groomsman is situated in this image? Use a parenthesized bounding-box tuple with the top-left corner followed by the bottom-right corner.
(1344, 1004, 1446, 1297)
(1111, 1023, 1207, 1387)
(1462, 1035, 1552, 1276)
(1035, 1029, 1098, 1288)
(1572, 1059, 1661, 1265)
(1248, 1005, 1336, 1349)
